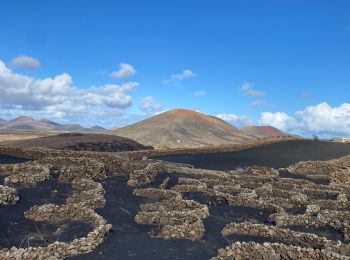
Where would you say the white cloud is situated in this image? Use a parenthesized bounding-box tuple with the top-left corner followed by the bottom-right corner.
(240, 81, 264, 97)
(194, 90, 206, 96)
(0, 60, 138, 127)
(110, 63, 136, 79)
(165, 69, 196, 84)
(259, 112, 294, 131)
(139, 96, 163, 114)
(259, 102, 350, 136)
(216, 113, 253, 127)
(9, 55, 40, 70)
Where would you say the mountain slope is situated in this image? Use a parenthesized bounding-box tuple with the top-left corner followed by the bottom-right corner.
(110, 109, 254, 148)
(0, 116, 106, 133)
(241, 126, 286, 137)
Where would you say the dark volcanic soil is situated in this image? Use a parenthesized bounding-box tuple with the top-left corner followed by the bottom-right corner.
(0, 177, 91, 249)
(1, 133, 153, 152)
(71, 176, 271, 260)
(0, 157, 91, 249)
(153, 140, 350, 170)
(3, 140, 350, 259)
(71, 140, 350, 260)
(0, 154, 28, 164)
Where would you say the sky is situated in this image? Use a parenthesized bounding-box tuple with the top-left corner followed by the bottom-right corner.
(0, 0, 350, 137)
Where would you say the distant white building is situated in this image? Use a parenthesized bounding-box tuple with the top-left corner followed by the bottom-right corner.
(332, 138, 350, 143)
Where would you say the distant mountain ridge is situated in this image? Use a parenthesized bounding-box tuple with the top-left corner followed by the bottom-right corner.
(240, 125, 286, 137)
(0, 116, 106, 133)
(110, 109, 254, 148)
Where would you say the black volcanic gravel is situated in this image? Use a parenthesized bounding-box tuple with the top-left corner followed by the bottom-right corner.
(3, 140, 350, 259)
(71, 176, 272, 260)
(0, 154, 28, 164)
(153, 140, 350, 170)
(0, 178, 90, 249)
(72, 176, 214, 260)
(0, 154, 90, 249)
(71, 140, 350, 260)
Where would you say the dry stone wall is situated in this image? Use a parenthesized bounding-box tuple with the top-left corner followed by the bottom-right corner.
(0, 146, 114, 259)
(134, 194, 209, 240)
(1, 139, 350, 259)
(126, 153, 350, 259)
(213, 241, 349, 260)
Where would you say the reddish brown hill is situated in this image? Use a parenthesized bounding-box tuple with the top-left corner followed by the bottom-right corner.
(241, 126, 286, 137)
(110, 109, 254, 148)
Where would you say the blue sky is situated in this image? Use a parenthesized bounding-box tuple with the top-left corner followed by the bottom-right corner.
(0, 0, 350, 136)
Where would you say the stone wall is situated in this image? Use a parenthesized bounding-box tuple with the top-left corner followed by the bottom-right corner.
(0, 203, 112, 259)
(1, 138, 350, 259)
(1, 162, 51, 186)
(213, 241, 348, 260)
(221, 222, 350, 256)
(132, 184, 209, 241)
(0, 146, 114, 259)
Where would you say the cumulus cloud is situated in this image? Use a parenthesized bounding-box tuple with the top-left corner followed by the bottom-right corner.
(0, 60, 138, 126)
(259, 112, 293, 131)
(9, 55, 40, 70)
(194, 90, 206, 96)
(259, 102, 350, 136)
(240, 81, 264, 97)
(139, 96, 163, 114)
(110, 63, 136, 79)
(216, 113, 253, 127)
(165, 69, 196, 84)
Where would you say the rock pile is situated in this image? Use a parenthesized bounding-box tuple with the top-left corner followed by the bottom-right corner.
(0, 185, 19, 205)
